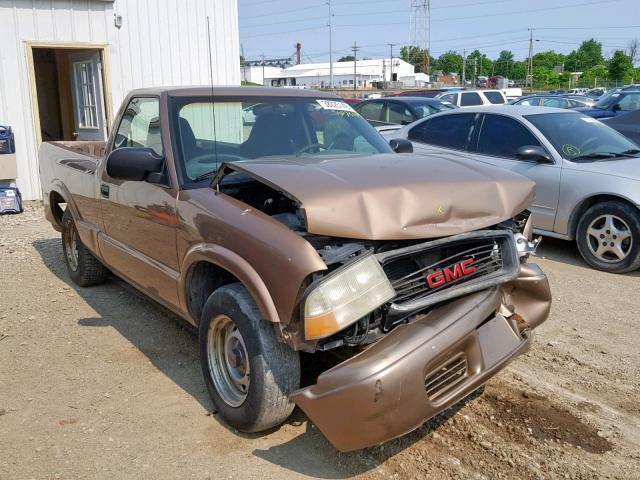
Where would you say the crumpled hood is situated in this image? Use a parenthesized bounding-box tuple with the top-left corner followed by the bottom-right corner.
(221, 153, 535, 240)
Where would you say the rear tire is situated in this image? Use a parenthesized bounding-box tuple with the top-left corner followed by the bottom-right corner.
(576, 201, 640, 274)
(199, 283, 300, 433)
(61, 209, 108, 286)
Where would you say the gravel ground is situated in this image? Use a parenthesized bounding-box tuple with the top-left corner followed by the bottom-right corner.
(1, 202, 639, 480)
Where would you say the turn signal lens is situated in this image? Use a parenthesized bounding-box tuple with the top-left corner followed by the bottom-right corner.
(304, 255, 395, 340)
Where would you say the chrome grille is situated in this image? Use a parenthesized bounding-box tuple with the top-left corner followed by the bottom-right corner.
(377, 231, 519, 315)
(424, 354, 467, 400)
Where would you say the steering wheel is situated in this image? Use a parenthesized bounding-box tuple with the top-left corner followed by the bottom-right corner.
(295, 143, 329, 155)
(190, 153, 244, 164)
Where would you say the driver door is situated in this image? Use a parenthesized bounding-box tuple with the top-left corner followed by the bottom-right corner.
(99, 96, 181, 308)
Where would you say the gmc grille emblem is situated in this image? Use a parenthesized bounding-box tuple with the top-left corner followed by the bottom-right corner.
(426, 258, 476, 288)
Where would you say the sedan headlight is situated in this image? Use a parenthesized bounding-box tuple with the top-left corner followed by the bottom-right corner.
(304, 255, 395, 340)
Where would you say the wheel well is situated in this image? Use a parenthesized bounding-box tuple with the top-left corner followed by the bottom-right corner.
(50, 191, 67, 227)
(568, 194, 638, 239)
(186, 261, 239, 324)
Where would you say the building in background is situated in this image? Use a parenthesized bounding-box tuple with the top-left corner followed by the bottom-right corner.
(0, 0, 240, 200)
(265, 58, 417, 89)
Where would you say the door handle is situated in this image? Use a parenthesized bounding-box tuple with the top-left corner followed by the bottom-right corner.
(100, 184, 110, 198)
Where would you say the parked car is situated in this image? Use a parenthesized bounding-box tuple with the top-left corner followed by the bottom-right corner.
(39, 86, 550, 452)
(386, 89, 449, 98)
(436, 89, 507, 107)
(574, 88, 640, 118)
(354, 96, 456, 126)
(602, 109, 640, 145)
(510, 95, 595, 108)
(548, 89, 567, 94)
(386, 106, 640, 273)
(586, 88, 605, 99)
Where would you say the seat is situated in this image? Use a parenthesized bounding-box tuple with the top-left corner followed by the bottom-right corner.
(178, 117, 202, 162)
(241, 112, 305, 158)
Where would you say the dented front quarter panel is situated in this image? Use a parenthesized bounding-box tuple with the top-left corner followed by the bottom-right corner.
(220, 153, 536, 240)
(176, 188, 327, 325)
(291, 263, 551, 452)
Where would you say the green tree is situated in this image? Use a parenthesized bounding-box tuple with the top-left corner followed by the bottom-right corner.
(579, 65, 608, 87)
(532, 66, 560, 88)
(436, 50, 464, 76)
(532, 50, 565, 71)
(337, 55, 355, 62)
(400, 45, 433, 73)
(467, 49, 493, 77)
(564, 39, 603, 72)
(493, 50, 514, 76)
(608, 50, 634, 83)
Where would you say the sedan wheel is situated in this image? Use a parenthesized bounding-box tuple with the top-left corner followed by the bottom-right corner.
(585, 214, 632, 263)
(576, 201, 640, 273)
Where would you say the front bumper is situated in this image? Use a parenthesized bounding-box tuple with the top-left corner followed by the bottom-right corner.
(291, 263, 550, 452)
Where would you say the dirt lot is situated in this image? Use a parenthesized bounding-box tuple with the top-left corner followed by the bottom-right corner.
(1, 203, 639, 480)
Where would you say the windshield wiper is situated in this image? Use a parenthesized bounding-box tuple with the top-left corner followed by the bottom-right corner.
(571, 150, 640, 162)
(192, 170, 218, 182)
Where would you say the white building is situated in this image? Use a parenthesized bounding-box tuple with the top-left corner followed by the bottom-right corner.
(0, 0, 240, 200)
(265, 58, 416, 89)
(241, 65, 283, 86)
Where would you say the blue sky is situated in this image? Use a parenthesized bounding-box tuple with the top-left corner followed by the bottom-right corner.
(238, 0, 640, 64)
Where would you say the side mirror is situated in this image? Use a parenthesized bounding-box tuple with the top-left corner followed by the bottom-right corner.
(515, 145, 553, 163)
(106, 147, 165, 181)
(612, 103, 621, 112)
(389, 138, 413, 154)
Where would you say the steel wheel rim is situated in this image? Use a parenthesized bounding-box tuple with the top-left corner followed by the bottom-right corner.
(586, 214, 633, 263)
(64, 225, 79, 272)
(207, 314, 250, 407)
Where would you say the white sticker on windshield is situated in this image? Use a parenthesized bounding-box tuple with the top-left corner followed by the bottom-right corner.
(581, 117, 599, 123)
(316, 99, 356, 112)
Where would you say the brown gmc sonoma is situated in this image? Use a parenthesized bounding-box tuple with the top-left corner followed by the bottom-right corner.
(39, 87, 551, 451)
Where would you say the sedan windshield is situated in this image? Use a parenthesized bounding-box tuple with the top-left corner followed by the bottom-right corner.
(525, 112, 639, 160)
(171, 97, 392, 183)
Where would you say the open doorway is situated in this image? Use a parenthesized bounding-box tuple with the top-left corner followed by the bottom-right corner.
(31, 47, 109, 142)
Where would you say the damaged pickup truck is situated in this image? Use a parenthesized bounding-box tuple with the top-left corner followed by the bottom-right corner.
(39, 87, 551, 451)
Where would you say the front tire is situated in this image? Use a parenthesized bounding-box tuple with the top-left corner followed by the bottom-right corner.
(61, 209, 108, 286)
(199, 283, 300, 432)
(576, 201, 640, 273)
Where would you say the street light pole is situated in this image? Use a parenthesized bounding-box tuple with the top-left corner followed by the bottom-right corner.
(352, 42, 360, 91)
(388, 43, 395, 87)
(328, 0, 333, 89)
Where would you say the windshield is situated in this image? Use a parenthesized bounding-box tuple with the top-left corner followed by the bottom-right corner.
(594, 91, 626, 109)
(171, 97, 392, 183)
(525, 112, 638, 160)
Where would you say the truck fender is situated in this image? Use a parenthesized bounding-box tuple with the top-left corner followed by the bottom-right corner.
(46, 181, 80, 230)
(180, 243, 281, 324)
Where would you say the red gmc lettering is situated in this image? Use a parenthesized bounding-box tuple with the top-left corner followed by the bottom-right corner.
(426, 258, 476, 289)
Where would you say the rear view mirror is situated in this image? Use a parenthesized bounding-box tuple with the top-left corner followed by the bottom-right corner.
(389, 138, 413, 154)
(515, 145, 553, 163)
(106, 147, 165, 181)
(612, 104, 621, 112)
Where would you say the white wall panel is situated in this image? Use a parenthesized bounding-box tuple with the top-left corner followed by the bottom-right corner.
(0, 0, 240, 199)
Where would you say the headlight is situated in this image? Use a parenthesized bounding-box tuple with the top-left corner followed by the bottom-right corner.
(304, 255, 395, 340)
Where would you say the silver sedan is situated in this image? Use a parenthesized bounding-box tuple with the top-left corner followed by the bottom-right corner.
(387, 106, 640, 273)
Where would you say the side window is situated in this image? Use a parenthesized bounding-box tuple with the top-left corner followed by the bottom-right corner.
(460, 92, 483, 107)
(113, 97, 162, 155)
(541, 97, 566, 108)
(357, 102, 384, 121)
(439, 93, 457, 104)
(387, 102, 414, 124)
(409, 113, 476, 150)
(617, 93, 640, 111)
(477, 114, 541, 158)
(517, 97, 538, 106)
(484, 91, 505, 104)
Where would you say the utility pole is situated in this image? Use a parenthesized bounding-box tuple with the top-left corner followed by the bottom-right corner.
(473, 57, 478, 87)
(261, 54, 265, 86)
(461, 48, 466, 86)
(328, 0, 333, 89)
(352, 42, 360, 91)
(241, 43, 246, 83)
(388, 43, 395, 86)
(527, 28, 534, 92)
